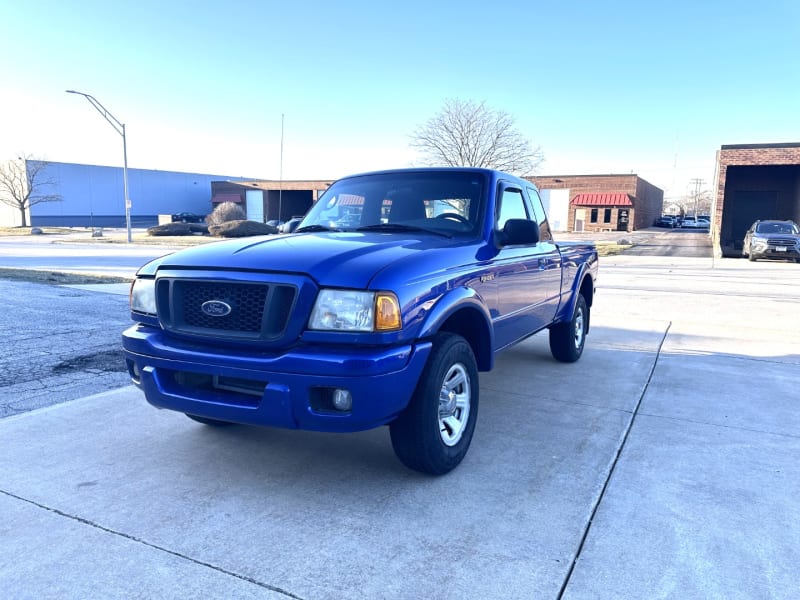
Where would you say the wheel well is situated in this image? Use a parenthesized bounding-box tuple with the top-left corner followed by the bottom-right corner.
(437, 307, 492, 371)
(580, 275, 594, 307)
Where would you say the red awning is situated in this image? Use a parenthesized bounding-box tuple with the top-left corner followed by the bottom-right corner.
(571, 193, 633, 207)
(212, 193, 242, 203)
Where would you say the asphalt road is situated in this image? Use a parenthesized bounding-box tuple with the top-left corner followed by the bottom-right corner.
(555, 227, 713, 258)
(0, 279, 132, 418)
(619, 227, 712, 257)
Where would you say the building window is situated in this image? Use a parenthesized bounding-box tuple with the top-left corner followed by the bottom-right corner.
(590, 208, 598, 223)
(603, 208, 612, 223)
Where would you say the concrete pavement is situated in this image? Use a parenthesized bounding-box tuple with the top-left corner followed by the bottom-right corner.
(1, 255, 798, 599)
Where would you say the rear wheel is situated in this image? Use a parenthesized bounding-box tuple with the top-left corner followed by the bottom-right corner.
(390, 333, 478, 475)
(549, 293, 588, 363)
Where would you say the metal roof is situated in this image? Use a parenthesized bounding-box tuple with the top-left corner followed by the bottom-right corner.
(571, 193, 634, 207)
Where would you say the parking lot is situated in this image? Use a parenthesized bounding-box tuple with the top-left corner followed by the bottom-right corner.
(1, 236, 799, 599)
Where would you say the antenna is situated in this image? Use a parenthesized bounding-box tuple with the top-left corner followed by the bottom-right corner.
(278, 114, 284, 224)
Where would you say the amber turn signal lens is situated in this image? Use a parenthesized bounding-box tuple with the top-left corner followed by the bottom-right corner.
(374, 293, 401, 331)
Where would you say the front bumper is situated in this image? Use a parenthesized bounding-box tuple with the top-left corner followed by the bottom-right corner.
(122, 324, 432, 432)
(750, 245, 800, 260)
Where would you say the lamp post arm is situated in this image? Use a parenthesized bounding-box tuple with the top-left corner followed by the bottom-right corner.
(67, 91, 125, 137)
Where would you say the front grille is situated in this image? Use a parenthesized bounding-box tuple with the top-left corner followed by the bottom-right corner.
(183, 281, 266, 332)
(767, 237, 798, 248)
(157, 278, 297, 340)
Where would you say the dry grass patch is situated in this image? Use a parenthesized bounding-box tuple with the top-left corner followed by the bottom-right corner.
(0, 268, 131, 285)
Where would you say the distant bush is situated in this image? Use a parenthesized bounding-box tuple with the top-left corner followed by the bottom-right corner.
(206, 202, 246, 227)
(147, 222, 193, 236)
(147, 222, 208, 236)
(208, 220, 278, 238)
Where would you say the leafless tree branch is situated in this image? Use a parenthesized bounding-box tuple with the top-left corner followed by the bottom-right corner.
(0, 154, 62, 227)
(410, 99, 544, 175)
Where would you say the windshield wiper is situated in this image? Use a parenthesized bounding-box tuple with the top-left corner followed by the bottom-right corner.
(356, 223, 451, 237)
(294, 224, 338, 233)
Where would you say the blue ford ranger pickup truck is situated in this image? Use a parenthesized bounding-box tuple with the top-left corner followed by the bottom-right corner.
(123, 168, 598, 475)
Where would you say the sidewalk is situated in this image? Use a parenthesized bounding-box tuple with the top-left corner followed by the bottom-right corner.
(1, 256, 798, 599)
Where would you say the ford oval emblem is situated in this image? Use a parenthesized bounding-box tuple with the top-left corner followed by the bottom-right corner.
(201, 300, 232, 317)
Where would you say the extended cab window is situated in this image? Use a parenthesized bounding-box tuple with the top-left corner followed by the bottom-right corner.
(526, 186, 553, 241)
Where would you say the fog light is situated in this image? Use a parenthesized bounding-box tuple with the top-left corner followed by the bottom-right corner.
(332, 389, 353, 412)
(126, 359, 141, 382)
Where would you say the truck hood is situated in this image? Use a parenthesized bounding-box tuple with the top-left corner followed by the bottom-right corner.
(147, 232, 470, 288)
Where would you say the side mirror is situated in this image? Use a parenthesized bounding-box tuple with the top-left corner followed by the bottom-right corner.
(497, 218, 540, 247)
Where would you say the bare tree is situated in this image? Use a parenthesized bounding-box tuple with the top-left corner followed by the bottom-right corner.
(675, 189, 713, 217)
(410, 99, 544, 175)
(0, 155, 61, 227)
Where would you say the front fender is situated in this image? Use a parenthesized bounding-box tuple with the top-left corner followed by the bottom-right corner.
(416, 287, 495, 371)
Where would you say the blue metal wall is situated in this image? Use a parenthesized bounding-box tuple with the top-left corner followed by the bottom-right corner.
(30, 162, 253, 227)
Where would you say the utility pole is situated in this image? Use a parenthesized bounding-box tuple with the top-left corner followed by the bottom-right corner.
(689, 178, 704, 216)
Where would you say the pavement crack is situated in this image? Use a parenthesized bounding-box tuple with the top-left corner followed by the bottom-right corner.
(0, 488, 306, 599)
(557, 321, 672, 599)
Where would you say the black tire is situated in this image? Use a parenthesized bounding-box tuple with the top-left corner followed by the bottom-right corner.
(390, 333, 478, 475)
(748, 253, 756, 262)
(549, 293, 588, 363)
(185, 414, 232, 427)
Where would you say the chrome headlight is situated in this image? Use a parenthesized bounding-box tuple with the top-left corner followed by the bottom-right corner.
(309, 289, 401, 332)
(130, 278, 157, 315)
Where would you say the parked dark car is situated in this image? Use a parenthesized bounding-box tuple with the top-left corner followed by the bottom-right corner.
(278, 216, 303, 233)
(742, 220, 800, 262)
(654, 216, 677, 228)
(171, 212, 204, 223)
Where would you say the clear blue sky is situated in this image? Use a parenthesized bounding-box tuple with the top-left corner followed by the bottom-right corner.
(2, 0, 799, 201)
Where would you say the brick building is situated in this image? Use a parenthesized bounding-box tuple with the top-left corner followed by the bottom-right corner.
(713, 143, 800, 257)
(528, 174, 663, 233)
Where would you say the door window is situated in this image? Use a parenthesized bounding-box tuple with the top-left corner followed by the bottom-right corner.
(497, 188, 529, 229)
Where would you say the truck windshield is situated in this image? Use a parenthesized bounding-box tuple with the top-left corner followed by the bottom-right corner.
(298, 171, 486, 236)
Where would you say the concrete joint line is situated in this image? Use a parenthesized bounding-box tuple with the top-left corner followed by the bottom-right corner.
(0, 488, 306, 600)
(635, 411, 800, 440)
(557, 322, 672, 599)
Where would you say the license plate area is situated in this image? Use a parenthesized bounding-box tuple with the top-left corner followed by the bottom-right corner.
(212, 375, 268, 396)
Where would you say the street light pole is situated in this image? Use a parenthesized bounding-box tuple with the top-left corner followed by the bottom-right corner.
(66, 90, 132, 242)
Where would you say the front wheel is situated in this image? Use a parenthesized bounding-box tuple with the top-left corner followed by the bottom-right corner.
(549, 293, 588, 363)
(390, 333, 478, 475)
